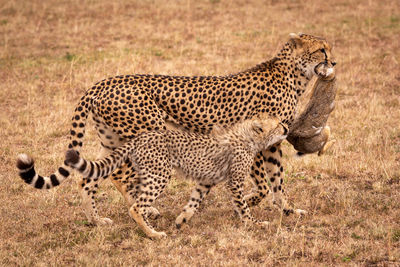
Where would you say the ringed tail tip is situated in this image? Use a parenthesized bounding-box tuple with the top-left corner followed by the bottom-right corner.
(17, 154, 34, 171)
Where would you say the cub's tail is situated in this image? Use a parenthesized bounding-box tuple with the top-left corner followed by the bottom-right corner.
(65, 142, 134, 180)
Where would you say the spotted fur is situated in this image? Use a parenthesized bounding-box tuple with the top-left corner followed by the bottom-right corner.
(66, 116, 287, 238)
(17, 33, 335, 226)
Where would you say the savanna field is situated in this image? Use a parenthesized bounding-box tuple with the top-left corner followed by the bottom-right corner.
(1, 0, 399, 265)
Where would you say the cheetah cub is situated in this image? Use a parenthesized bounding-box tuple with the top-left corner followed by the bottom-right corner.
(65, 115, 287, 238)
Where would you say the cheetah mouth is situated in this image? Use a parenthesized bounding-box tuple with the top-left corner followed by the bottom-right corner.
(314, 62, 335, 80)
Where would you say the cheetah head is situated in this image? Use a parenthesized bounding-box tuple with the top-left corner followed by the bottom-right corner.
(289, 33, 336, 81)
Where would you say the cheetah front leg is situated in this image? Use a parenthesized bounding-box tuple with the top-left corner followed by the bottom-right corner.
(175, 183, 212, 229)
(245, 143, 306, 216)
(264, 145, 306, 216)
(227, 167, 269, 228)
(244, 151, 271, 207)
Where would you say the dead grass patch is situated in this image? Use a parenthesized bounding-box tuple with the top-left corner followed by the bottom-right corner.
(1, 0, 399, 265)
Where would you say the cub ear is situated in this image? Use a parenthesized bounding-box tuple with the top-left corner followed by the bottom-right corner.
(251, 120, 264, 135)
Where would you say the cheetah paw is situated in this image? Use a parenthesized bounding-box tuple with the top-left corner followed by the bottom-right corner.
(256, 221, 270, 228)
(149, 230, 167, 239)
(294, 209, 307, 215)
(98, 217, 114, 225)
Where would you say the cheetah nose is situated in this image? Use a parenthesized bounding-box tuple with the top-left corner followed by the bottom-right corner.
(332, 62, 337, 66)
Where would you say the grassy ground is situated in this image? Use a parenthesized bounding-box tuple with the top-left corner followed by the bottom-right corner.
(1, 0, 399, 265)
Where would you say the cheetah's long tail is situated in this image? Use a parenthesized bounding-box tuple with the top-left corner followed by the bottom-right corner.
(64, 142, 135, 180)
(16, 93, 95, 189)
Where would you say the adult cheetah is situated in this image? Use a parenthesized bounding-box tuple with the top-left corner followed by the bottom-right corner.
(64, 115, 288, 238)
(17, 33, 336, 226)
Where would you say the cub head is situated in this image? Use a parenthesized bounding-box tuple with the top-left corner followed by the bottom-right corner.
(289, 33, 336, 80)
(251, 116, 288, 148)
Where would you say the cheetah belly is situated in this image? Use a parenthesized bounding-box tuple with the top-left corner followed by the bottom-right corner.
(169, 142, 231, 185)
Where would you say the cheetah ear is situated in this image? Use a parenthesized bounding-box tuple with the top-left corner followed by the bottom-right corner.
(289, 32, 304, 39)
(289, 32, 303, 48)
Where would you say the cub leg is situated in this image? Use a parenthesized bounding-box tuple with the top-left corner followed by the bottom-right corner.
(175, 183, 212, 229)
(95, 116, 161, 220)
(129, 170, 170, 239)
(129, 203, 166, 239)
(227, 163, 269, 228)
(111, 163, 161, 220)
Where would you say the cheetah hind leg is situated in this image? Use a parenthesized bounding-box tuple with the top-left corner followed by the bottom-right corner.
(77, 120, 126, 226)
(79, 176, 113, 225)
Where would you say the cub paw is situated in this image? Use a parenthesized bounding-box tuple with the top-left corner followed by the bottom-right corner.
(175, 211, 194, 229)
(244, 193, 261, 207)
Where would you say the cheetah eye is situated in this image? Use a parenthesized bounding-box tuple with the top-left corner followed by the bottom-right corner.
(320, 48, 326, 54)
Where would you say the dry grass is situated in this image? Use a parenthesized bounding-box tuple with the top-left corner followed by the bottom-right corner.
(1, 0, 399, 265)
